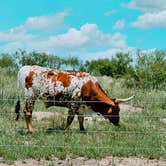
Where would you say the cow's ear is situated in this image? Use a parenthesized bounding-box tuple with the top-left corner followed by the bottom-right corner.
(112, 98, 116, 102)
(83, 96, 89, 101)
(113, 98, 120, 104)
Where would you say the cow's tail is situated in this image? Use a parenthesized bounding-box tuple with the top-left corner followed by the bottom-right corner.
(15, 97, 20, 121)
(15, 70, 21, 121)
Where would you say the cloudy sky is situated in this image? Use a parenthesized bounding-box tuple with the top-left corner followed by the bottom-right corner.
(0, 0, 166, 60)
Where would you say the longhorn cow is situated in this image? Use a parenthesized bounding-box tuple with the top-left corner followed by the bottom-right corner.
(15, 65, 134, 133)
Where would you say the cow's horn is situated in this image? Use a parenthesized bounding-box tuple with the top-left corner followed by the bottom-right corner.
(115, 95, 134, 103)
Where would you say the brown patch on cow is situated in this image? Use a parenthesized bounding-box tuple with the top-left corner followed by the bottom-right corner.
(81, 80, 115, 106)
(47, 70, 71, 87)
(77, 72, 89, 78)
(47, 69, 57, 82)
(66, 70, 77, 76)
(25, 71, 35, 89)
(95, 82, 115, 106)
(81, 80, 96, 100)
(57, 72, 71, 87)
(47, 69, 55, 76)
(67, 70, 88, 78)
(95, 82, 109, 97)
(81, 81, 110, 114)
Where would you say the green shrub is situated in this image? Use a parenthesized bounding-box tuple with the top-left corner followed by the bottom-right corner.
(134, 50, 166, 89)
(0, 54, 17, 69)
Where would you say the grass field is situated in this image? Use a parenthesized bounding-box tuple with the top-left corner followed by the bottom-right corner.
(0, 68, 166, 162)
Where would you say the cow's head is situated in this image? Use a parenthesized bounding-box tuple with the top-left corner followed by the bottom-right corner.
(105, 96, 134, 125)
(81, 80, 134, 126)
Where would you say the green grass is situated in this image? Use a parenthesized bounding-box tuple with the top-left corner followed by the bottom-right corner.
(0, 69, 166, 161)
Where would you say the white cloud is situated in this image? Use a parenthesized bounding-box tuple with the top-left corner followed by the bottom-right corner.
(104, 10, 116, 16)
(0, 11, 127, 58)
(0, 10, 70, 44)
(131, 11, 166, 28)
(113, 19, 125, 30)
(0, 10, 71, 52)
(0, 28, 35, 42)
(78, 47, 134, 61)
(0, 42, 24, 53)
(124, 0, 166, 12)
(124, 1, 166, 29)
(79, 23, 126, 48)
(1, 10, 69, 37)
(28, 23, 126, 52)
(23, 10, 69, 31)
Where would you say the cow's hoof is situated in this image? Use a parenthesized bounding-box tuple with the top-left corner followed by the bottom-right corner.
(27, 129, 35, 134)
(80, 130, 86, 134)
(64, 129, 70, 133)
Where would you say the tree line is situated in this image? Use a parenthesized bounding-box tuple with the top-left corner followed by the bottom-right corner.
(0, 49, 165, 89)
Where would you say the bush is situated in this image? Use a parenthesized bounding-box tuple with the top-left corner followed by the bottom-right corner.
(0, 54, 17, 69)
(18, 51, 62, 69)
(85, 52, 134, 78)
(134, 50, 166, 89)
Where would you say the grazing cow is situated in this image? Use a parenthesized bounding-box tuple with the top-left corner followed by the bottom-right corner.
(15, 65, 134, 133)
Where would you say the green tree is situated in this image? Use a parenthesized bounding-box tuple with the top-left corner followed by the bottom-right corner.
(18, 50, 62, 69)
(113, 52, 134, 77)
(63, 56, 80, 70)
(134, 50, 166, 89)
(85, 52, 134, 77)
(0, 54, 17, 68)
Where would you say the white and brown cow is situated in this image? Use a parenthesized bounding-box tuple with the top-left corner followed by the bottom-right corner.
(15, 65, 133, 133)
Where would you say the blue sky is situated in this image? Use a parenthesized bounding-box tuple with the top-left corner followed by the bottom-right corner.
(0, 0, 166, 60)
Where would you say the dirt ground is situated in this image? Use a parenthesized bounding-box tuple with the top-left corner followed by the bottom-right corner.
(1, 156, 166, 166)
(32, 103, 144, 122)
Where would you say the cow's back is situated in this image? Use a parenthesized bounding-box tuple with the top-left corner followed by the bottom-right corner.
(17, 65, 98, 99)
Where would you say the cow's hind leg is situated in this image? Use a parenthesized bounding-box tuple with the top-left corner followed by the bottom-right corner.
(24, 98, 35, 133)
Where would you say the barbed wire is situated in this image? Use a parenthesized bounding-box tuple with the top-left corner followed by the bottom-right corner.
(0, 128, 166, 134)
(0, 144, 164, 151)
(1, 112, 166, 118)
(1, 110, 166, 118)
(0, 98, 165, 103)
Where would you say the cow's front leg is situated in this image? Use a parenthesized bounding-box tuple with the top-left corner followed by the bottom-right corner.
(64, 109, 76, 132)
(24, 99, 35, 133)
(76, 105, 86, 131)
(77, 113, 85, 131)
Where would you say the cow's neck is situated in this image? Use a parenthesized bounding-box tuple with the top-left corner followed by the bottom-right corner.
(87, 102, 110, 116)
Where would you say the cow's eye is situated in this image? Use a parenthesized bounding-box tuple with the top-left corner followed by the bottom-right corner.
(84, 96, 89, 100)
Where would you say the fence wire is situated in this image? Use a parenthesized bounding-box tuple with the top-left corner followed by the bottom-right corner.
(0, 97, 166, 103)
(0, 144, 164, 151)
(0, 97, 166, 162)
